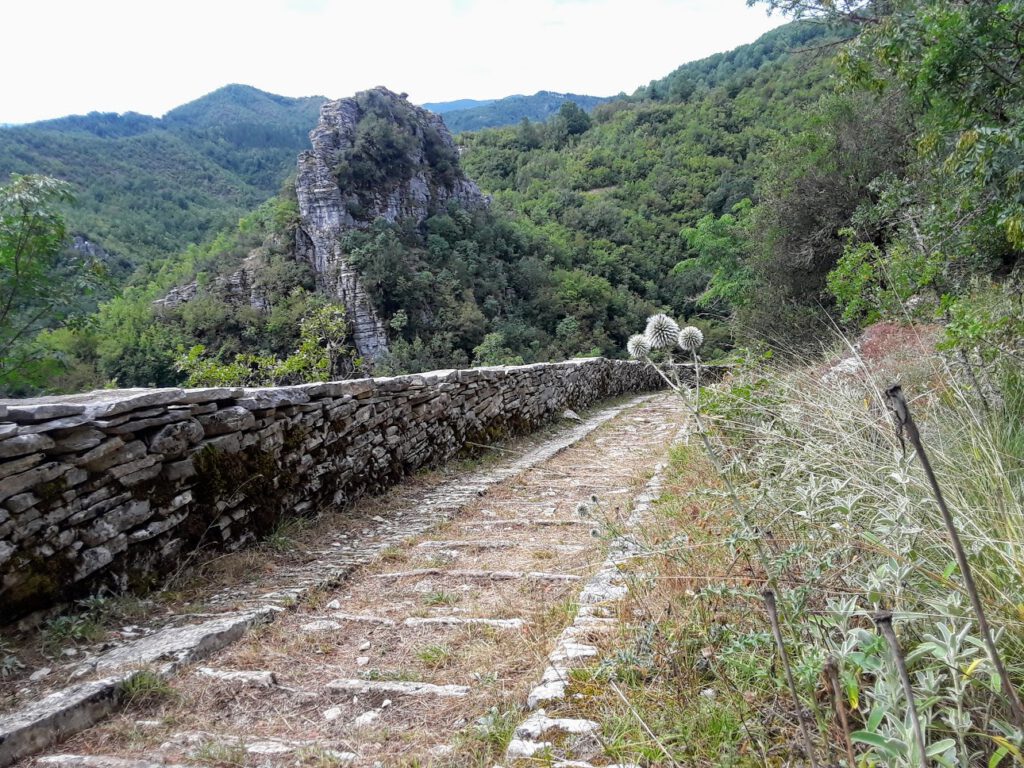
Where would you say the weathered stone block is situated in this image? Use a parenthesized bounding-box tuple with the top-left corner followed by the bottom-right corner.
(234, 386, 310, 410)
(0, 453, 44, 480)
(5, 492, 39, 515)
(79, 387, 185, 419)
(197, 407, 255, 437)
(48, 428, 105, 454)
(0, 433, 56, 460)
(162, 458, 195, 482)
(0, 401, 86, 422)
(105, 411, 188, 436)
(203, 432, 243, 454)
(75, 437, 128, 471)
(147, 419, 204, 458)
(0, 462, 69, 503)
(181, 387, 244, 404)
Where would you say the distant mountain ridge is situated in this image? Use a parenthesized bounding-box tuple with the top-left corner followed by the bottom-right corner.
(429, 91, 610, 133)
(0, 84, 326, 269)
(420, 98, 496, 114)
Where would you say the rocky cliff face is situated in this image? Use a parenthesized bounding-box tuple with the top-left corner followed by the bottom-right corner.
(294, 87, 487, 360)
(153, 252, 270, 313)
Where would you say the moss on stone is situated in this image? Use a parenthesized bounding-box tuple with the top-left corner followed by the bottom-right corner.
(3, 551, 77, 618)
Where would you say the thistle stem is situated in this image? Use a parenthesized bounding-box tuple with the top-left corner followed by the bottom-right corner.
(645, 357, 774, 573)
(824, 657, 856, 767)
(763, 589, 819, 768)
(873, 612, 928, 768)
(886, 385, 1024, 729)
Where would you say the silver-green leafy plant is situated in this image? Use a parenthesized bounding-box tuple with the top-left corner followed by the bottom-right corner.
(625, 317, 1024, 765)
(886, 384, 1024, 729)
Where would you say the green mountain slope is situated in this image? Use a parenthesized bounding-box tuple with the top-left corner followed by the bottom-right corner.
(0, 85, 325, 269)
(458, 21, 839, 349)
(12, 20, 848, 395)
(437, 91, 609, 133)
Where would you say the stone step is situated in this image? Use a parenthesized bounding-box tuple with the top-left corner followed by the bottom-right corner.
(460, 518, 589, 528)
(330, 611, 397, 626)
(163, 731, 356, 763)
(371, 568, 580, 583)
(0, 609, 278, 768)
(326, 678, 470, 706)
(417, 539, 514, 550)
(403, 616, 525, 629)
(505, 709, 600, 760)
(194, 667, 277, 687)
(418, 540, 587, 555)
(36, 757, 185, 768)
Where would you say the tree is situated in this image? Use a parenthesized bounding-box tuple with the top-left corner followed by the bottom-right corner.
(471, 332, 524, 366)
(675, 199, 753, 313)
(0, 174, 105, 388)
(737, 91, 912, 346)
(751, 0, 1024, 248)
(556, 101, 592, 136)
(176, 302, 354, 386)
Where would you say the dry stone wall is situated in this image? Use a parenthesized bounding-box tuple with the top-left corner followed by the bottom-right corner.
(0, 359, 667, 623)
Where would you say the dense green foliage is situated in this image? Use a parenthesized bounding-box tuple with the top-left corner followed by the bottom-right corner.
(177, 303, 353, 387)
(0, 85, 324, 270)
(342, 203, 649, 375)
(458, 21, 840, 355)
(0, 175, 106, 389)
(13, 192, 324, 393)
(430, 91, 609, 134)
(709, 0, 1023, 354)
(334, 89, 460, 192)
(4, 21, 855, 393)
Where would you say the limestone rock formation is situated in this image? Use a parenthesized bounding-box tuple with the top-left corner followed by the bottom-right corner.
(153, 252, 270, 313)
(294, 87, 487, 360)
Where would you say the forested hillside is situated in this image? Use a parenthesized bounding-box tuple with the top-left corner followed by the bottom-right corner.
(0, 20, 847, 394)
(16, 5, 1019, 395)
(0, 85, 324, 269)
(458, 20, 842, 352)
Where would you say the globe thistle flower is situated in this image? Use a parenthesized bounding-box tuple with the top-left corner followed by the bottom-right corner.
(678, 326, 704, 352)
(627, 334, 650, 360)
(575, 502, 591, 518)
(644, 313, 680, 349)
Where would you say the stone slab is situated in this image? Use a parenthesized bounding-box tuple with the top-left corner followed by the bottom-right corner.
(325, 678, 469, 705)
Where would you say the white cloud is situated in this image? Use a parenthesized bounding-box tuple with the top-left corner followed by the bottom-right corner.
(1, 0, 785, 123)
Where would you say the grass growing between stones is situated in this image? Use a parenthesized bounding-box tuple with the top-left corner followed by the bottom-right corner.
(423, 589, 462, 607)
(1, 592, 157, 709)
(120, 669, 175, 702)
(192, 738, 249, 767)
(448, 704, 524, 766)
(416, 642, 456, 670)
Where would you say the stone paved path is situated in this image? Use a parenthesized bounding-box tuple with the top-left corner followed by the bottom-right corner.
(16, 393, 684, 767)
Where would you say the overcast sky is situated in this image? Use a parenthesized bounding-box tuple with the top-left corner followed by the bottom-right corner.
(2, 0, 786, 124)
